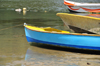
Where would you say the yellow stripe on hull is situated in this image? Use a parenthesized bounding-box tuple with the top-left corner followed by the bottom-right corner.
(24, 25, 70, 33)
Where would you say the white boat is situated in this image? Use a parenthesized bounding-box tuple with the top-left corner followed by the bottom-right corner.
(64, 0, 100, 12)
(56, 13, 100, 34)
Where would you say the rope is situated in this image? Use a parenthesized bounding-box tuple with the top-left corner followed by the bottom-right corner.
(0, 23, 23, 31)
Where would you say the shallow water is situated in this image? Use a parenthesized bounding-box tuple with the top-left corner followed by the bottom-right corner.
(0, 9, 100, 66)
(0, 0, 100, 66)
(0, 10, 64, 65)
(0, 0, 67, 12)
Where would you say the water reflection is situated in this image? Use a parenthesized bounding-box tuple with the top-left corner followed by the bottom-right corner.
(24, 46, 78, 66)
(0, 9, 100, 66)
(22, 44, 100, 66)
(0, 10, 65, 66)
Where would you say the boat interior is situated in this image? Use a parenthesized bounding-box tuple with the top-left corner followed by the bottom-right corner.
(25, 25, 70, 33)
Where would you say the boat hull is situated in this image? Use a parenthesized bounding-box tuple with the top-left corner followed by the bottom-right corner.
(57, 13, 100, 34)
(25, 27, 100, 51)
(64, 0, 100, 12)
(67, 6, 100, 13)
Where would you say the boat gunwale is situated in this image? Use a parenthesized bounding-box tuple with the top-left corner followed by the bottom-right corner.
(24, 25, 100, 37)
(56, 13, 100, 20)
(64, 0, 100, 5)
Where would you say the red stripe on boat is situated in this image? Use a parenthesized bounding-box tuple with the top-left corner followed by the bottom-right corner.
(64, 0, 75, 6)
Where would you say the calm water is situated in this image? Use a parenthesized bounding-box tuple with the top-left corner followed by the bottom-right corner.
(0, 0, 100, 66)
(0, 10, 100, 66)
(0, 0, 67, 12)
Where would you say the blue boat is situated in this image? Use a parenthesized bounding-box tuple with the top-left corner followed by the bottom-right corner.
(24, 23, 100, 51)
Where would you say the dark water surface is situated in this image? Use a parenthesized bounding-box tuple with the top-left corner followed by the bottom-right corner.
(0, 0, 100, 66)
